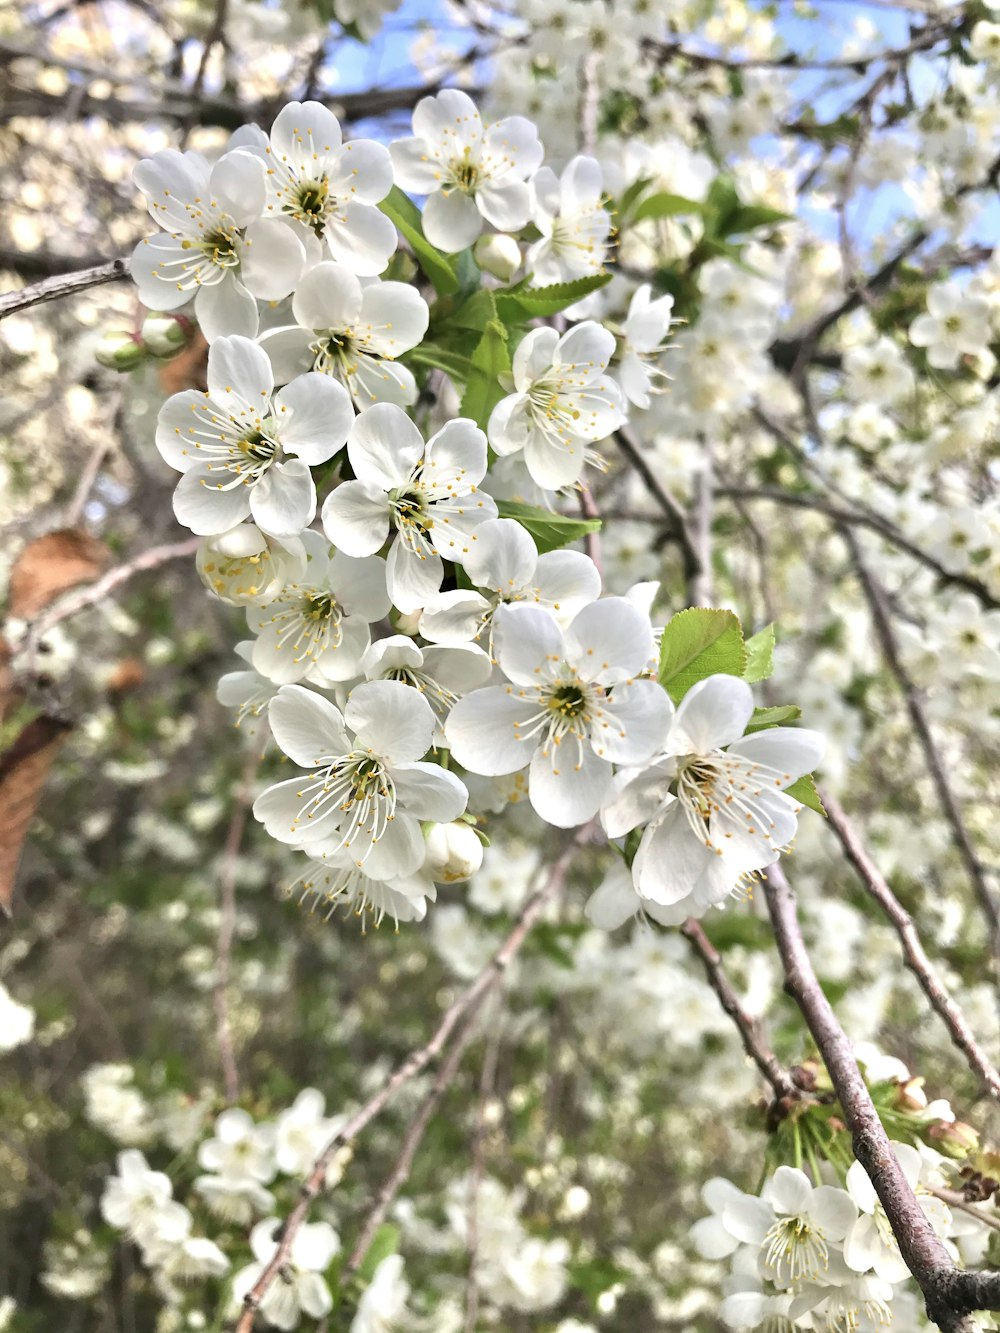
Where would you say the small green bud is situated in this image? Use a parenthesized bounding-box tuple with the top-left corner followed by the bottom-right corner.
(95, 330, 146, 372)
(140, 313, 194, 359)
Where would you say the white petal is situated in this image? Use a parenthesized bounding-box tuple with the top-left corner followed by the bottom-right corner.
(565, 597, 654, 683)
(529, 742, 612, 828)
(419, 589, 491, 644)
(275, 373, 353, 462)
(345, 679, 436, 761)
(195, 279, 259, 342)
(463, 518, 537, 592)
(348, 402, 424, 488)
(422, 188, 483, 252)
(726, 728, 826, 786)
(173, 465, 251, 534)
(767, 1165, 812, 1216)
(594, 681, 673, 763)
(668, 675, 755, 755)
(268, 685, 349, 766)
(585, 864, 642, 931)
(292, 261, 362, 331)
(241, 220, 306, 301)
(208, 334, 274, 406)
(209, 149, 266, 225)
(325, 201, 396, 276)
(446, 687, 537, 775)
(721, 1195, 774, 1246)
(493, 603, 563, 686)
(358, 280, 429, 356)
(386, 536, 444, 613)
(392, 762, 469, 821)
(321, 481, 390, 556)
(249, 459, 316, 536)
(389, 137, 443, 193)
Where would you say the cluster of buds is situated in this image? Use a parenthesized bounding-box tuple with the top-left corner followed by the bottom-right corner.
(95, 313, 195, 372)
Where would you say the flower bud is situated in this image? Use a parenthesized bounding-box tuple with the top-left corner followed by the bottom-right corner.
(196, 524, 305, 606)
(95, 330, 146, 372)
(424, 821, 484, 883)
(474, 234, 521, 282)
(928, 1120, 979, 1157)
(140, 313, 193, 359)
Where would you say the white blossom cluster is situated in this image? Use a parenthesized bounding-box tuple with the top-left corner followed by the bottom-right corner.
(134, 92, 825, 931)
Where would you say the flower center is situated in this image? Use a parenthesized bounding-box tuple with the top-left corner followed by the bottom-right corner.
(761, 1214, 829, 1284)
(449, 155, 480, 191)
(183, 226, 240, 268)
(286, 176, 330, 232)
(546, 682, 589, 720)
(302, 591, 338, 622)
(310, 331, 358, 378)
(390, 486, 432, 537)
(238, 429, 279, 463)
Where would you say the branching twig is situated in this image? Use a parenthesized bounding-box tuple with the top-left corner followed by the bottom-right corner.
(681, 918, 800, 1104)
(234, 827, 591, 1332)
(763, 862, 1000, 1332)
(842, 528, 1000, 962)
(614, 427, 702, 595)
(822, 790, 1000, 1102)
(0, 258, 130, 320)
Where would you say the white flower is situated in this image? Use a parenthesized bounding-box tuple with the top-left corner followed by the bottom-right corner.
(275, 1088, 341, 1177)
(131, 147, 305, 340)
(446, 599, 670, 828)
(156, 335, 353, 536)
(81, 1063, 154, 1145)
(526, 156, 612, 284)
(488, 322, 623, 490)
(196, 523, 307, 606)
(290, 849, 438, 927)
(487, 1235, 570, 1312)
(789, 1260, 895, 1333)
(256, 101, 396, 275)
(217, 641, 280, 740)
(909, 282, 992, 370)
(843, 337, 915, 406)
(0, 982, 35, 1052)
(971, 20, 1000, 64)
(260, 261, 429, 409)
(419, 517, 602, 647)
(246, 530, 390, 685)
(723, 1166, 857, 1288)
(390, 89, 543, 252)
(615, 284, 677, 410)
(359, 635, 492, 737)
(321, 403, 496, 613)
(232, 1218, 340, 1331)
(101, 1150, 191, 1251)
(689, 1176, 752, 1260)
(253, 681, 468, 878)
(350, 1253, 410, 1332)
(843, 1142, 950, 1283)
(603, 675, 825, 915)
(142, 1210, 231, 1281)
(194, 1108, 277, 1222)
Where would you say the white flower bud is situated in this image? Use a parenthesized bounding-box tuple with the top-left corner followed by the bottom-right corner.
(140, 313, 193, 359)
(95, 330, 145, 372)
(474, 234, 521, 282)
(424, 821, 484, 883)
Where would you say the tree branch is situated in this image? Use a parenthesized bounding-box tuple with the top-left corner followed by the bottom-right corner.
(681, 918, 800, 1104)
(821, 790, 1000, 1103)
(614, 427, 703, 596)
(763, 862, 1000, 1332)
(234, 827, 591, 1332)
(0, 258, 130, 320)
(841, 527, 1000, 961)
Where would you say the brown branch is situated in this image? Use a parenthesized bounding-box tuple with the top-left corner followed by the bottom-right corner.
(614, 427, 702, 594)
(842, 528, 1000, 960)
(822, 790, 1000, 1102)
(763, 862, 1000, 1331)
(344, 1004, 482, 1274)
(0, 258, 130, 320)
(681, 918, 800, 1104)
(716, 480, 999, 610)
(234, 827, 591, 1333)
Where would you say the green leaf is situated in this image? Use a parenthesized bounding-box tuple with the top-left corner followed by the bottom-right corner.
(743, 624, 775, 684)
(459, 305, 511, 429)
(495, 499, 600, 554)
(744, 704, 802, 733)
(378, 186, 458, 296)
(403, 343, 475, 384)
(785, 773, 826, 816)
(631, 191, 707, 224)
(725, 203, 792, 234)
(657, 607, 747, 702)
(497, 273, 612, 318)
(358, 1223, 400, 1282)
(615, 174, 654, 221)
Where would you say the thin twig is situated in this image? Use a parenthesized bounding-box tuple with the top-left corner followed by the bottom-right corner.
(681, 918, 800, 1103)
(23, 536, 200, 643)
(214, 754, 257, 1104)
(234, 827, 591, 1333)
(689, 438, 714, 607)
(822, 790, 1000, 1102)
(344, 1004, 483, 1273)
(0, 258, 130, 320)
(842, 528, 1000, 962)
(763, 862, 1000, 1331)
(614, 427, 702, 594)
(464, 1002, 502, 1333)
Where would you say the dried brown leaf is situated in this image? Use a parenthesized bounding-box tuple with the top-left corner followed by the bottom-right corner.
(8, 528, 110, 619)
(0, 713, 72, 914)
